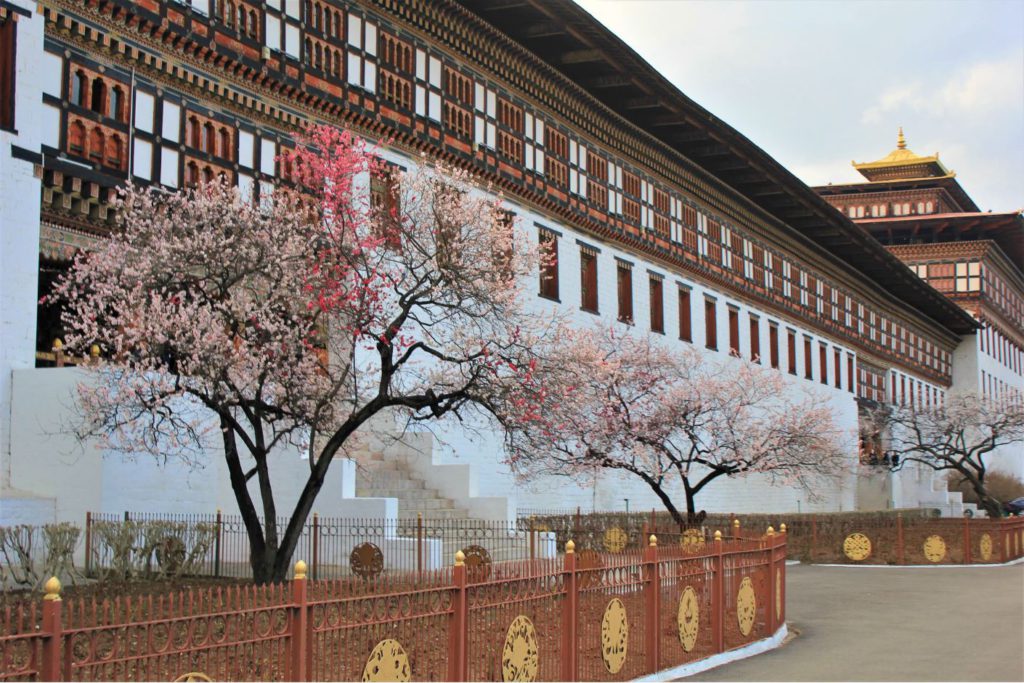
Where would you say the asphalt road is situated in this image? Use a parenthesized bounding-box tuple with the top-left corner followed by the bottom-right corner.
(685, 563, 1024, 681)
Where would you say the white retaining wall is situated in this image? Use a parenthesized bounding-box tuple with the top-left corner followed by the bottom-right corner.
(0, 1, 44, 492)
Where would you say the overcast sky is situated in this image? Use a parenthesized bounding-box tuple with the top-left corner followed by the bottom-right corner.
(575, 0, 1024, 213)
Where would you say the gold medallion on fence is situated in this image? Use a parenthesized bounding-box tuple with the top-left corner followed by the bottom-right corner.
(603, 526, 628, 553)
(601, 598, 629, 673)
(350, 542, 385, 579)
(979, 533, 993, 562)
(922, 535, 946, 563)
(502, 615, 539, 682)
(173, 674, 212, 682)
(775, 569, 782, 622)
(736, 577, 756, 637)
(461, 544, 492, 582)
(677, 586, 700, 652)
(362, 639, 411, 682)
(842, 533, 871, 561)
(680, 528, 705, 553)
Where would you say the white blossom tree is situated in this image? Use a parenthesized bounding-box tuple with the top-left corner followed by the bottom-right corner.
(53, 125, 563, 582)
(868, 394, 1024, 518)
(505, 329, 849, 526)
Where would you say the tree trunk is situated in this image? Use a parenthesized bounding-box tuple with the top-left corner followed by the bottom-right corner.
(220, 423, 274, 583)
(975, 490, 1004, 519)
(639, 476, 686, 528)
(952, 464, 1004, 520)
(682, 480, 698, 525)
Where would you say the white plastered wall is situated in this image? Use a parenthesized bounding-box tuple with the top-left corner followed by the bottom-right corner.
(0, 1, 44, 493)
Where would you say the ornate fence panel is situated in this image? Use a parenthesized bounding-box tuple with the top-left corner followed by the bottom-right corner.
(463, 558, 566, 682)
(656, 539, 717, 672)
(60, 582, 293, 681)
(721, 538, 772, 651)
(0, 602, 44, 682)
(308, 570, 454, 681)
(574, 548, 647, 681)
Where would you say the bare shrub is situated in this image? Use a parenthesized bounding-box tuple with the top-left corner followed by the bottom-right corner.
(949, 471, 1024, 506)
(0, 523, 80, 589)
(90, 520, 216, 580)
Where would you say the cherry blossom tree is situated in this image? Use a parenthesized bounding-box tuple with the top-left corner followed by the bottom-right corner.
(52, 125, 561, 582)
(505, 329, 849, 526)
(867, 394, 1024, 519)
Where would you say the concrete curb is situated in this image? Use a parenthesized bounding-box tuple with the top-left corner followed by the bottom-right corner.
(812, 555, 1024, 569)
(633, 624, 788, 682)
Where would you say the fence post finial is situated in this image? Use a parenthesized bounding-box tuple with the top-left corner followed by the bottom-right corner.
(455, 550, 465, 566)
(767, 526, 775, 536)
(294, 560, 307, 580)
(43, 576, 62, 601)
(649, 534, 657, 547)
(733, 518, 740, 527)
(565, 539, 575, 554)
(714, 530, 722, 542)
(780, 523, 787, 534)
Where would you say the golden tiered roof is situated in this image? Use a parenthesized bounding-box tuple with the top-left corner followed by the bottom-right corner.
(853, 128, 953, 181)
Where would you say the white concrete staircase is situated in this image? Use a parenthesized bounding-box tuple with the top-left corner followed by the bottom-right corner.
(356, 450, 471, 519)
(348, 414, 514, 522)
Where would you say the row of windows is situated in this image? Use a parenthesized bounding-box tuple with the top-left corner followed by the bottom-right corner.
(909, 260, 982, 293)
(66, 118, 125, 171)
(846, 201, 936, 219)
(69, 70, 127, 123)
(858, 365, 887, 403)
(184, 114, 234, 162)
(889, 369, 945, 411)
(981, 370, 1023, 406)
(214, 0, 260, 40)
(983, 267, 1024, 330)
(980, 323, 1023, 375)
(538, 228, 866, 394)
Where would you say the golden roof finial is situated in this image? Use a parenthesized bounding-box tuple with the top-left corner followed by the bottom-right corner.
(897, 126, 906, 150)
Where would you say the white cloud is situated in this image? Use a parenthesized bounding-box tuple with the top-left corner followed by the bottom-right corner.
(862, 84, 926, 125)
(861, 54, 1023, 124)
(938, 56, 1024, 114)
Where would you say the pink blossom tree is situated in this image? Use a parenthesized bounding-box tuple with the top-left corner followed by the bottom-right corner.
(866, 394, 1024, 519)
(52, 125, 561, 582)
(505, 329, 849, 526)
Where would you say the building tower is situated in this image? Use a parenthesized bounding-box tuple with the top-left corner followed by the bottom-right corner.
(814, 129, 1024, 480)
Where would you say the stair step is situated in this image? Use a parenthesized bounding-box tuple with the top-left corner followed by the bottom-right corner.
(357, 478, 425, 491)
(400, 509, 472, 520)
(358, 488, 445, 500)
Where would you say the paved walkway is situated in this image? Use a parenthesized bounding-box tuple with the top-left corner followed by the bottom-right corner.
(686, 563, 1024, 681)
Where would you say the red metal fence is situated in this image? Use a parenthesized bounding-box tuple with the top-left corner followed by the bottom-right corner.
(0, 531, 788, 682)
(523, 509, 1024, 566)
(750, 514, 1024, 565)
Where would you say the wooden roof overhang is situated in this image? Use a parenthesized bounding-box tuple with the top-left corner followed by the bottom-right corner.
(813, 177, 980, 214)
(858, 212, 1024, 275)
(455, 0, 978, 336)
